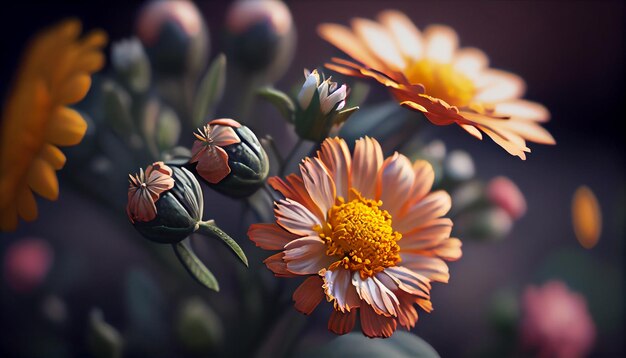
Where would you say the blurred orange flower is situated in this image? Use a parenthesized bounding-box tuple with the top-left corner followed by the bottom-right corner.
(249, 137, 461, 338)
(571, 186, 601, 249)
(319, 10, 555, 159)
(0, 20, 107, 231)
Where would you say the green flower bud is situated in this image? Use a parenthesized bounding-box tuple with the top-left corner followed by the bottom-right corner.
(294, 69, 358, 142)
(127, 162, 203, 244)
(190, 119, 269, 198)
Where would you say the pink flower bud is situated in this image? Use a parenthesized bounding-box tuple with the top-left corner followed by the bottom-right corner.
(487, 176, 527, 220)
(520, 281, 595, 357)
(3, 238, 53, 293)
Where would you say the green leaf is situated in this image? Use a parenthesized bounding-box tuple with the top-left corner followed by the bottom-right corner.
(257, 87, 296, 123)
(193, 54, 227, 128)
(346, 81, 370, 107)
(156, 105, 181, 152)
(198, 222, 249, 267)
(173, 240, 220, 291)
(175, 296, 224, 353)
(102, 80, 134, 137)
(87, 308, 124, 358)
(333, 106, 359, 125)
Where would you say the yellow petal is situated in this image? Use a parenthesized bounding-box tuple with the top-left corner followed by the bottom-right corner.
(81, 29, 108, 49)
(572, 186, 601, 249)
(27, 158, 59, 200)
(46, 106, 87, 146)
(17, 184, 38, 222)
(40, 144, 67, 170)
(56, 73, 91, 104)
(76, 52, 105, 72)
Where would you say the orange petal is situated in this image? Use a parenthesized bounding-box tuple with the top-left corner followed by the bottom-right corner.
(248, 223, 297, 250)
(396, 291, 419, 329)
(196, 146, 231, 184)
(56, 73, 91, 104)
(351, 18, 406, 70)
(284, 236, 332, 275)
(318, 23, 385, 71)
(403, 160, 435, 209)
(263, 252, 298, 277)
(494, 100, 550, 122)
(377, 152, 415, 217)
(384, 266, 431, 299)
(474, 69, 525, 102)
(322, 268, 360, 312)
(39, 144, 66, 170)
(360, 303, 397, 338)
(572, 186, 601, 249)
(423, 25, 458, 63)
(0, 201, 19, 232)
(395, 190, 451, 234)
(300, 157, 336, 217)
(378, 10, 423, 61)
(399, 255, 450, 283)
(275, 198, 320, 237)
(209, 124, 240, 147)
(328, 309, 357, 335)
(352, 275, 399, 317)
(208, 118, 241, 128)
(429, 238, 463, 261)
(401, 218, 453, 250)
(318, 137, 352, 199)
(46, 107, 87, 146)
(293, 276, 324, 315)
(453, 47, 489, 79)
(27, 158, 59, 200)
(351, 137, 383, 199)
(268, 175, 324, 221)
(17, 184, 38, 222)
(460, 124, 483, 140)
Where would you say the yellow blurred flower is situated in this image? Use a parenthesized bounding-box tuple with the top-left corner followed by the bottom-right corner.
(572, 186, 601, 249)
(0, 20, 107, 231)
(319, 10, 555, 159)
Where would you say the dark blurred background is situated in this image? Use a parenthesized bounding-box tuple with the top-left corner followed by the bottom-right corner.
(1, 1, 624, 357)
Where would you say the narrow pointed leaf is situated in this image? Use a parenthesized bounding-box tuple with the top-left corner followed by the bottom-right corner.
(333, 106, 359, 126)
(198, 222, 249, 267)
(173, 240, 220, 291)
(257, 87, 296, 123)
(193, 54, 227, 127)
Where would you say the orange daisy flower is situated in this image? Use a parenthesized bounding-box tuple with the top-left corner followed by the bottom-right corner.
(249, 137, 461, 338)
(318, 10, 555, 159)
(0, 20, 107, 231)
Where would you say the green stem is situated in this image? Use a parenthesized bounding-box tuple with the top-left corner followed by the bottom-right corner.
(197, 221, 249, 267)
(280, 138, 304, 176)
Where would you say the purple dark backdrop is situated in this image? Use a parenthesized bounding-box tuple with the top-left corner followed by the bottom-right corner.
(1, 1, 624, 357)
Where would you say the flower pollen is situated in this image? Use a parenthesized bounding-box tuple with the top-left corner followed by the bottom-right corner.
(405, 59, 476, 107)
(317, 189, 401, 279)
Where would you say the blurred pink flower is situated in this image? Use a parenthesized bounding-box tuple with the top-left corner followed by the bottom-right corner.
(520, 281, 595, 358)
(487, 176, 526, 220)
(3, 238, 53, 293)
(225, 0, 292, 36)
(136, 0, 203, 46)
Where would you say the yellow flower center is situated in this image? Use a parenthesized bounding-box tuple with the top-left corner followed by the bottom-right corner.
(405, 59, 476, 107)
(317, 189, 401, 278)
